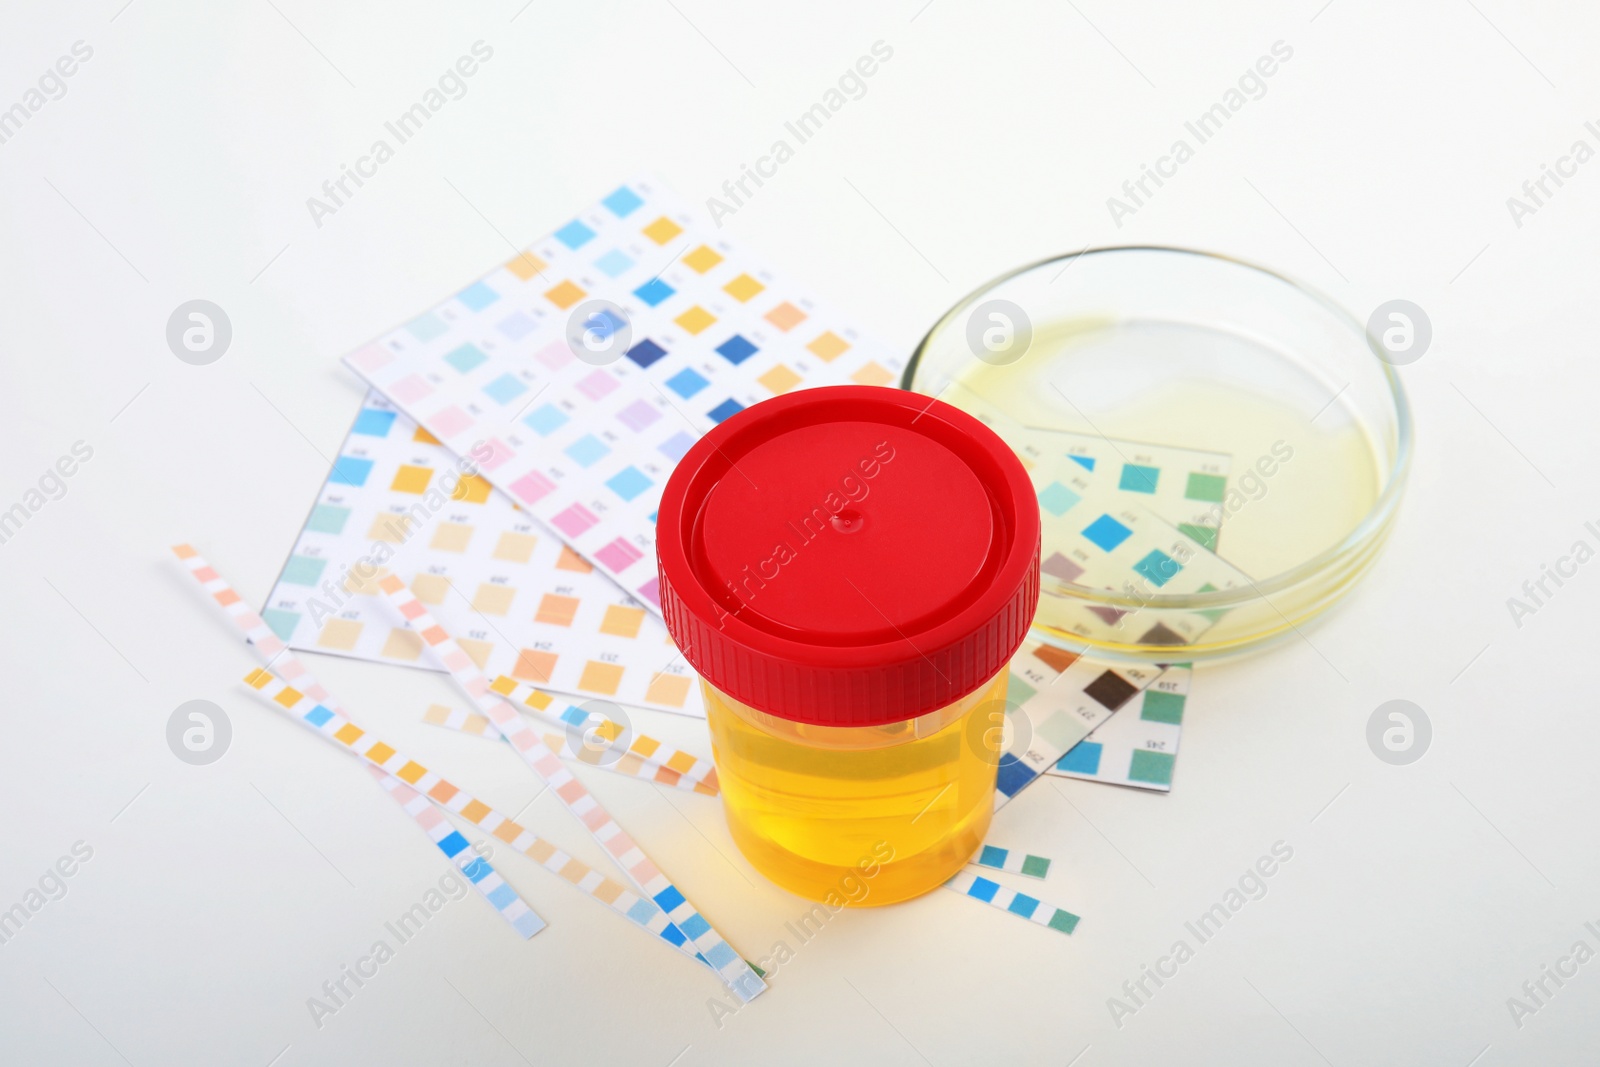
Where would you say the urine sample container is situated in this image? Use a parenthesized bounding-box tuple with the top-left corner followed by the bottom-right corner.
(656, 385, 1040, 904)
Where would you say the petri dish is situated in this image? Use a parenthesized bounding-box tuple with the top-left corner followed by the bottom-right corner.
(902, 246, 1412, 663)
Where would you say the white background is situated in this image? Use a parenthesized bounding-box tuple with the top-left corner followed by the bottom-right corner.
(1, 1, 1597, 1064)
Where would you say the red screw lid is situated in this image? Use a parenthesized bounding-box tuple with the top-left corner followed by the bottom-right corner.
(657, 385, 1040, 727)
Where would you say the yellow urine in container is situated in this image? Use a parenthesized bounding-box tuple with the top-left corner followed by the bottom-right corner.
(702, 671, 1007, 906)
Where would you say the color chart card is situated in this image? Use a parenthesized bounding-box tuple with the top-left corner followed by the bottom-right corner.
(995, 640, 1166, 808)
(344, 177, 904, 615)
(1048, 663, 1190, 792)
(1023, 461, 1252, 647)
(261, 392, 704, 717)
(943, 380, 1233, 549)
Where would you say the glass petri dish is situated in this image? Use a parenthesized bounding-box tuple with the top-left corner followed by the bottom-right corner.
(902, 246, 1412, 663)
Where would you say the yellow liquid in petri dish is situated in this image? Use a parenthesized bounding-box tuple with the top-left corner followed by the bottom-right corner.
(703, 672, 1006, 905)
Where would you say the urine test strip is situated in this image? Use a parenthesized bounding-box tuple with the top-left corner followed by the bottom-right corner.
(170, 545, 546, 935)
(262, 392, 704, 717)
(239, 669, 730, 982)
(1048, 664, 1191, 792)
(943, 869, 1080, 935)
(343, 177, 903, 615)
(174, 546, 725, 977)
(366, 765, 545, 938)
(421, 699, 717, 797)
(375, 574, 767, 1003)
(995, 643, 1166, 810)
(972, 845, 1052, 880)
(488, 675, 719, 793)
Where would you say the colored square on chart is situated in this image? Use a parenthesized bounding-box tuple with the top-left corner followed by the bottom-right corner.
(1031, 644, 1079, 674)
(329, 456, 373, 487)
(391, 465, 433, 494)
(716, 335, 758, 364)
(565, 435, 611, 468)
(523, 404, 569, 436)
(707, 398, 744, 424)
(617, 399, 661, 431)
(603, 186, 645, 216)
(556, 546, 593, 573)
(513, 649, 558, 683)
(577, 370, 618, 400)
(1055, 740, 1103, 775)
(472, 583, 516, 616)
(493, 532, 537, 563)
(262, 609, 300, 641)
(723, 273, 764, 302)
(807, 331, 848, 361)
(552, 503, 599, 538)
(658, 431, 695, 462)
(1141, 690, 1186, 724)
(317, 618, 363, 651)
(306, 504, 351, 535)
(352, 408, 396, 437)
(1119, 464, 1159, 494)
(578, 660, 625, 696)
(482, 373, 527, 404)
(1038, 482, 1082, 517)
(683, 245, 723, 272)
(595, 538, 643, 572)
(458, 281, 499, 311)
(1138, 622, 1185, 646)
(458, 638, 492, 669)
(1132, 549, 1181, 588)
(1041, 552, 1084, 583)
(599, 605, 646, 638)
(367, 514, 410, 542)
(626, 339, 668, 368)
(1089, 606, 1127, 627)
(381, 628, 424, 662)
(675, 306, 716, 335)
(410, 574, 449, 604)
(1005, 673, 1037, 706)
(545, 280, 586, 309)
(406, 312, 448, 342)
(1128, 749, 1176, 786)
(851, 362, 894, 387)
(635, 578, 660, 608)
(666, 367, 708, 398)
(643, 216, 683, 244)
(430, 407, 472, 438)
(644, 673, 691, 707)
(413, 425, 440, 445)
(452, 474, 493, 504)
(505, 252, 547, 280)
(634, 278, 675, 306)
(1084, 670, 1138, 711)
(499, 310, 537, 340)
(765, 302, 806, 331)
(555, 219, 597, 249)
(536, 594, 580, 627)
(607, 466, 652, 501)
(536, 341, 574, 370)
(280, 555, 326, 587)
(1070, 455, 1096, 472)
(431, 523, 473, 552)
(759, 365, 802, 394)
(1081, 514, 1132, 552)
(1178, 523, 1218, 551)
(595, 249, 634, 277)
(1185, 472, 1227, 502)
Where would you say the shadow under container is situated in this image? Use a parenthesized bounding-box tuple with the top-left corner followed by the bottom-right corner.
(657, 386, 1041, 905)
